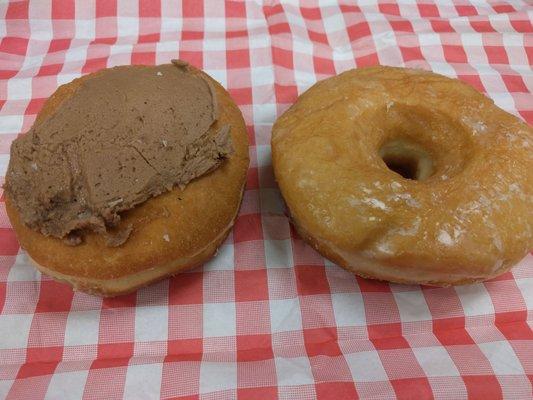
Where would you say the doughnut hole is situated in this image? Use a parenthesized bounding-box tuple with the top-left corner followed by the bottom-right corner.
(369, 103, 474, 181)
(379, 139, 434, 181)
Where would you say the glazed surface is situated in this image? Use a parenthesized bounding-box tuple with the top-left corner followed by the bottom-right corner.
(272, 66, 533, 285)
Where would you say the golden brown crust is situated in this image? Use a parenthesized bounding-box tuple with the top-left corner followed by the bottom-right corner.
(272, 66, 533, 286)
(26, 209, 239, 297)
(6, 65, 249, 296)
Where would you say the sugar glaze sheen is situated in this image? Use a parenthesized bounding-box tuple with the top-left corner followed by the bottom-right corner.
(272, 66, 533, 286)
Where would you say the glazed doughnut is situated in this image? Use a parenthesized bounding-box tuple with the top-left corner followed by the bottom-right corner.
(272, 66, 532, 286)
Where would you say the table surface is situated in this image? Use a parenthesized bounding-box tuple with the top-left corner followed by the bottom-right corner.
(0, 1, 532, 399)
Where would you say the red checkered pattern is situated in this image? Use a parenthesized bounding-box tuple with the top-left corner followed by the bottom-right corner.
(1, 1, 532, 399)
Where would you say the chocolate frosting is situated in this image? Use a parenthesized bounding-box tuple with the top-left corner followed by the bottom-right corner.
(5, 60, 233, 246)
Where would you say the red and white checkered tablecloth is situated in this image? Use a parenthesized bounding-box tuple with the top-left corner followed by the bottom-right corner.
(0, 0, 532, 399)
